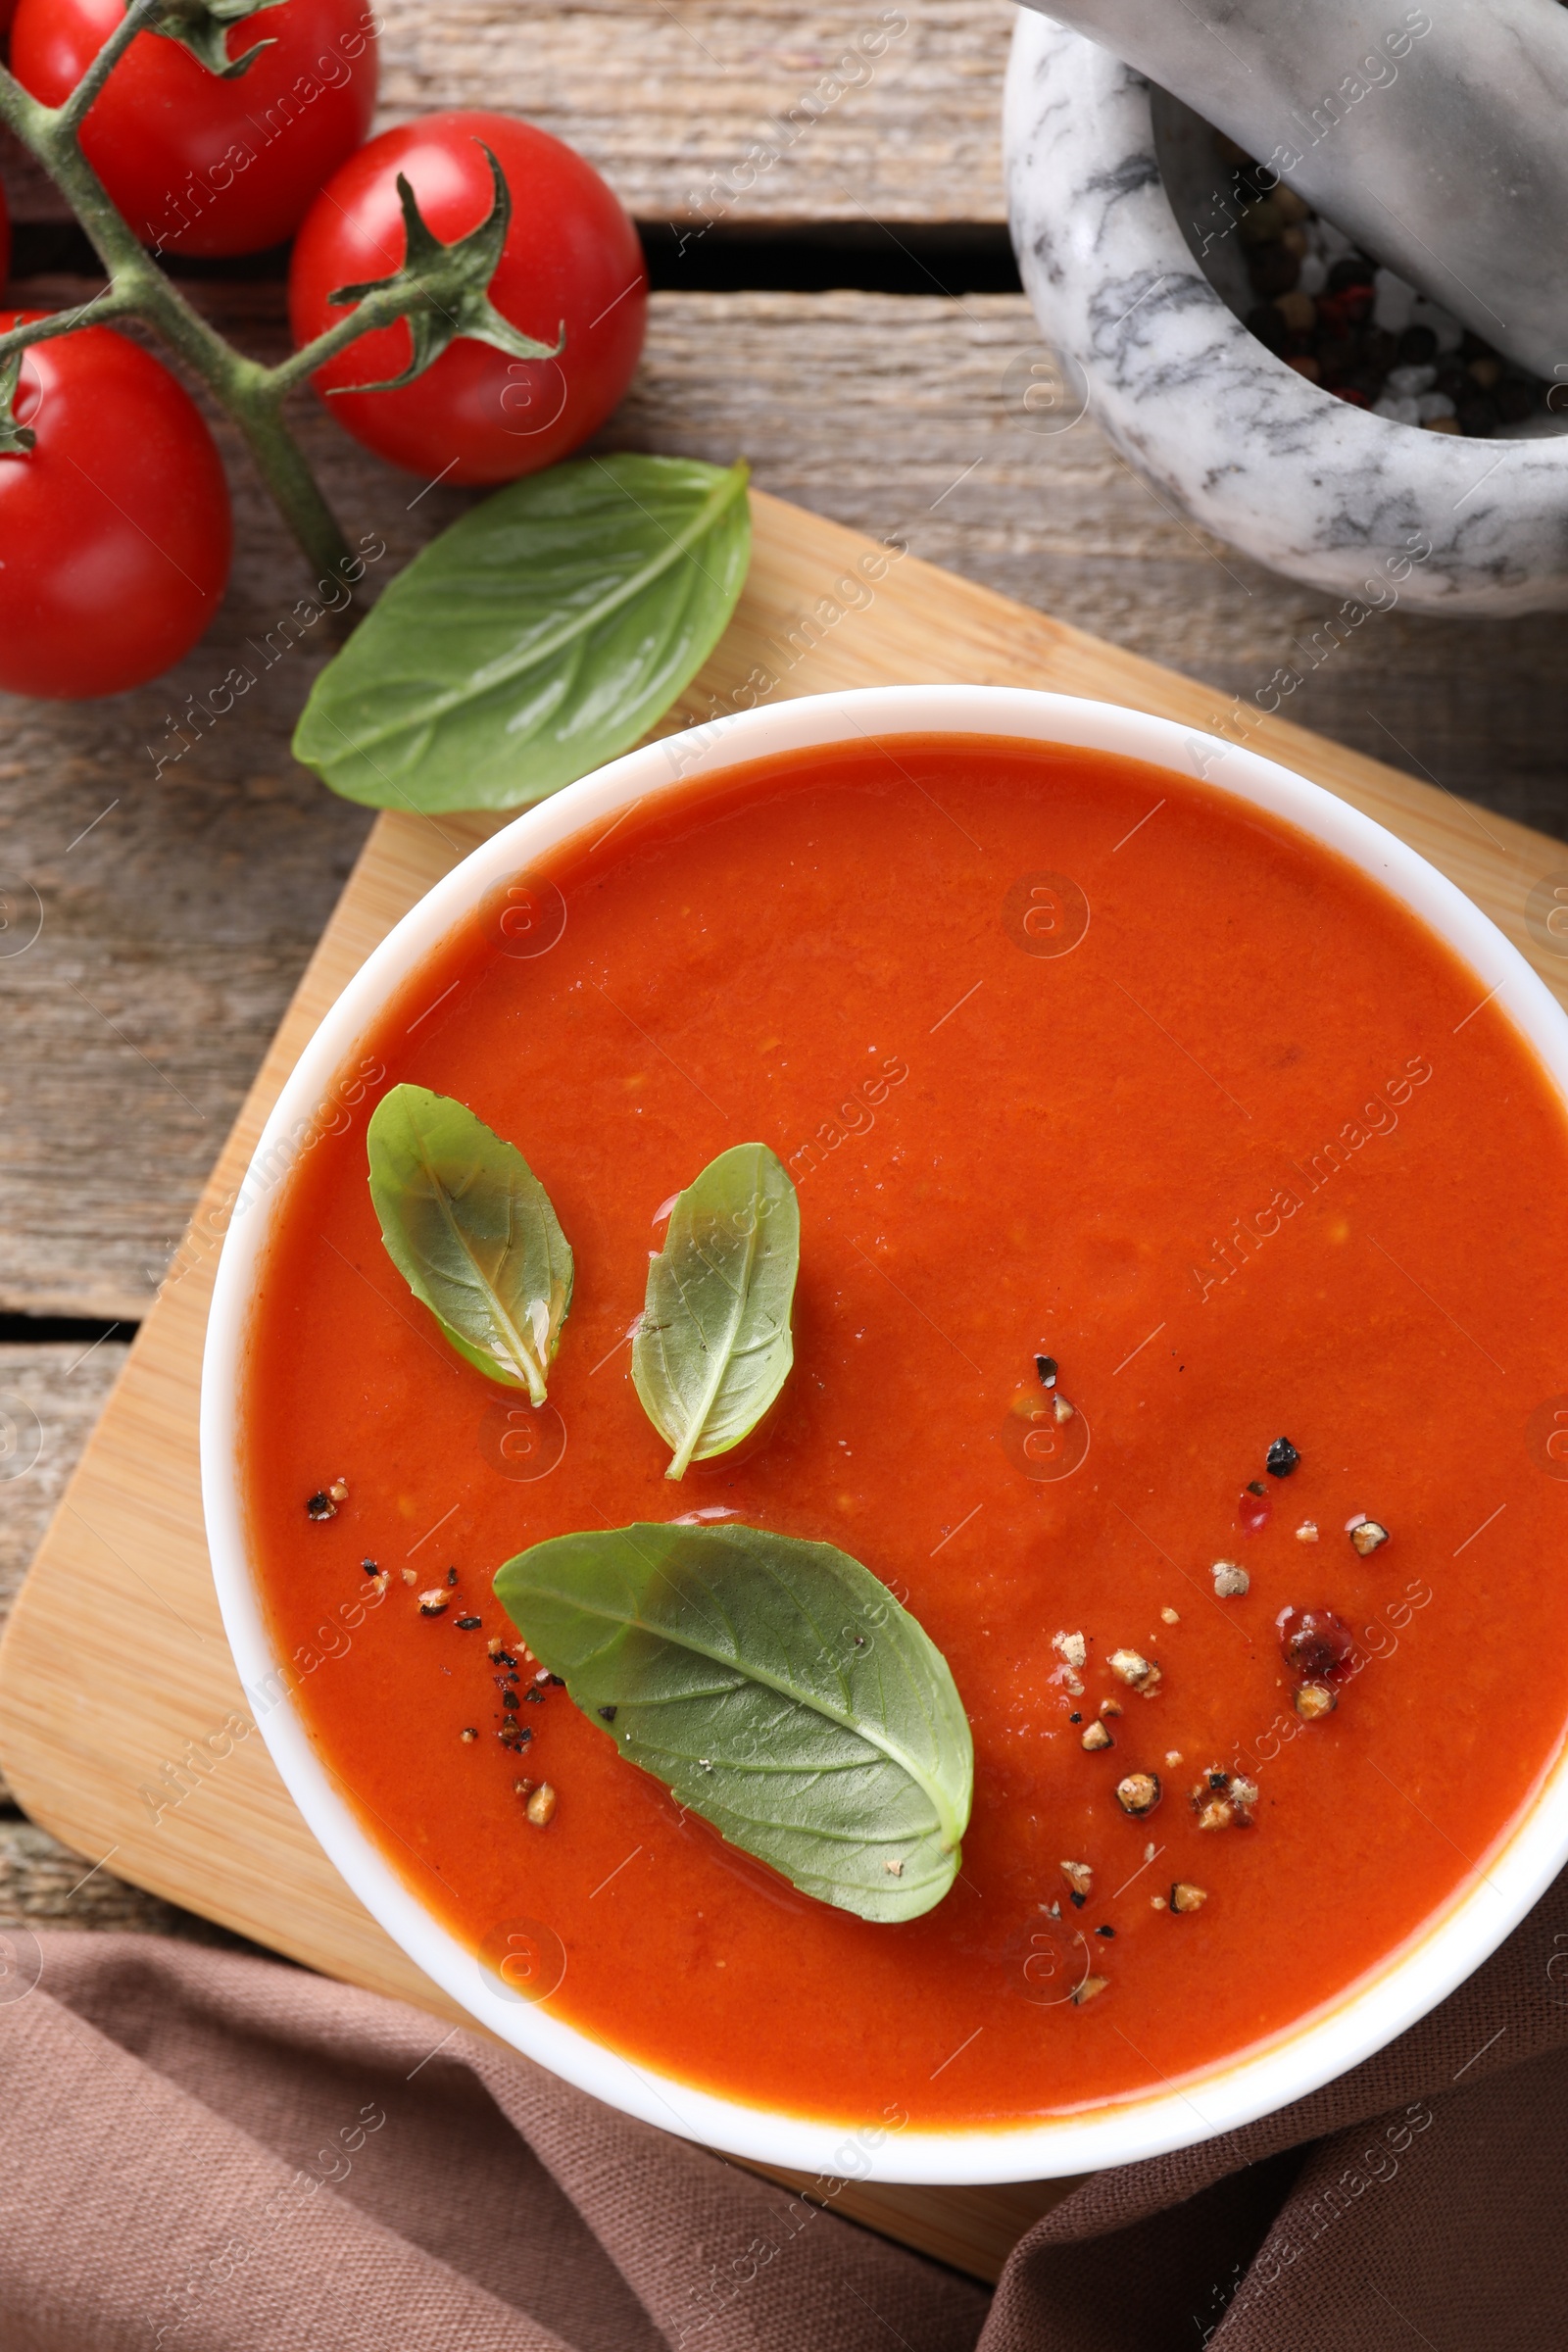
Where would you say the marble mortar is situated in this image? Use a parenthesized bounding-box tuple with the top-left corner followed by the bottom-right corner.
(1004, 9, 1568, 615)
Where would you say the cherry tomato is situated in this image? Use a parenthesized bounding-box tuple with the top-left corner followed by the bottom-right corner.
(10, 0, 378, 258)
(288, 111, 648, 484)
(0, 314, 231, 698)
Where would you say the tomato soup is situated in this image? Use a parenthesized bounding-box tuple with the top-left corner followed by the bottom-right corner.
(241, 736, 1568, 2130)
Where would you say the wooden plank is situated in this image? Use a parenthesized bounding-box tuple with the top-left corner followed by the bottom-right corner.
(0, 1342, 128, 1621)
(2, 488, 1567, 2278)
(0, 1341, 256, 1939)
(3, 287, 1564, 1325)
(1, 0, 1012, 229)
(0, 1814, 257, 1942)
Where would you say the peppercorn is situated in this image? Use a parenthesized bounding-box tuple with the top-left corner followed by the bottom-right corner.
(1247, 301, 1288, 353)
(1114, 1772, 1161, 1817)
(1455, 394, 1498, 437)
(1315, 333, 1359, 385)
(1248, 244, 1300, 298)
(1277, 1604, 1354, 1679)
(1266, 1436, 1300, 1479)
(1238, 197, 1284, 246)
(1109, 1647, 1161, 1694)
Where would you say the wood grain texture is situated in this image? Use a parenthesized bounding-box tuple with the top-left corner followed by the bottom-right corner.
(3, 287, 1564, 1324)
(0, 1342, 128, 1811)
(0, 1342, 129, 1619)
(0, 1816, 264, 1942)
(2, 488, 1567, 2276)
(0, 1345, 277, 1941)
(0, 0, 1013, 227)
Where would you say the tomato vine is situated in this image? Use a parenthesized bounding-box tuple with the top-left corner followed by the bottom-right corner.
(0, 0, 532, 590)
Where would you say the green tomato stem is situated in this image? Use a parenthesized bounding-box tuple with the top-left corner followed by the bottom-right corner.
(0, 26, 458, 592)
(55, 0, 158, 134)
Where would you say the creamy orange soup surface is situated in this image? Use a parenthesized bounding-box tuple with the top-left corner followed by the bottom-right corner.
(241, 735, 1568, 2129)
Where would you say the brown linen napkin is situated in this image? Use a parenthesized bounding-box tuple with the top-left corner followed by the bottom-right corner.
(2, 1887, 1565, 2352)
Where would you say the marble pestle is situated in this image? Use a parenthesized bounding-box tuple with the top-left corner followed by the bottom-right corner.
(1016, 0, 1568, 377)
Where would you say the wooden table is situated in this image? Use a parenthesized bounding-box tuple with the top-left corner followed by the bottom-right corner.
(2, 0, 1565, 2236)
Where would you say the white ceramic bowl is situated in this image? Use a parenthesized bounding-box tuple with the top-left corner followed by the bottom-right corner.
(202, 685, 1568, 2183)
(1004, 10, 1568, 613)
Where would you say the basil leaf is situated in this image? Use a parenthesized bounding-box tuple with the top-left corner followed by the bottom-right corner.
(292, 454, 752, 813)
(632, 1143, 799, 1480)
(493, 1521, 973, 1924)
(367, 1084, 571, 1403)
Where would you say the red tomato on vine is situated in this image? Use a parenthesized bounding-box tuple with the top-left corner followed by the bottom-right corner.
(10, 0, 378, 258)
(288, 111, 648, 485)
(0, 314, 231, 698)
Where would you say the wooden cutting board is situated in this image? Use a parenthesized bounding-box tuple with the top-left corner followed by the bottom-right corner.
(3, 488, 1564, 2283)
